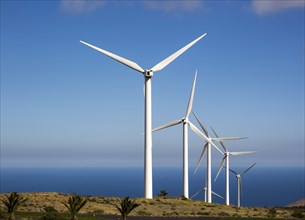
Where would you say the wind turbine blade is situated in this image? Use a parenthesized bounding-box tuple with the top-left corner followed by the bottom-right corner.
(241, 163, 256, 176)
(152, 120, 182, 132)
(230, 151, 257, 156)
(189, 122, 223, 155)
(209, 141, 224, 155)
(192, 111, 209, 136)
(214, 156, 226, 182)
(229, 169, 238, 175)
(80, 40, 144, 73)
(150, 33, 207, 72)
(212, 191, 224, 199)
(185, 71, 197, 118)
(194, 143, 208, 174)
(211, 137, 248, 142)
(190, 189, 204, 199)
(210, 127, 227, 152)
(188, 121, 210, 142)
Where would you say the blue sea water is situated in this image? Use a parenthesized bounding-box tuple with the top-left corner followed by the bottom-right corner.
(0, 166, 304, 207)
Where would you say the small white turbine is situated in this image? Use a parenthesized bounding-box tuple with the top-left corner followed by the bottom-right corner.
(230, 163, 256, 207)
(213, 127, 256, 206)
(152, 70, 198, 199)
(191, 172, 224, 202)
(80, 33, 207, 199)
(192, 111, 247, 203)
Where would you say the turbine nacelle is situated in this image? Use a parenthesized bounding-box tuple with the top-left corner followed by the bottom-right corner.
(182, 118, 190, 124)
(144, 70, 154, 77)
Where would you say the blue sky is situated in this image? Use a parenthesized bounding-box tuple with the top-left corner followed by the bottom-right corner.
(1, 0, 304, 168)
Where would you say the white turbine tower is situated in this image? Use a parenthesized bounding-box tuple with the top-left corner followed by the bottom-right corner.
(230, 163, 256, 207)
(151, 70, 198, 199)
(80, 33, 207, 199)
(192, 111, 246, 203)
(191, 172, 224, 202)
(213, 127, 256, 206)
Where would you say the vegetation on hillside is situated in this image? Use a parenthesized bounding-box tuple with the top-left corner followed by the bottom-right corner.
(112, 197, 140, 220)
(62, 194, 87, 220)
(1, 192, 28, 220)
(0, 192, 304, 219)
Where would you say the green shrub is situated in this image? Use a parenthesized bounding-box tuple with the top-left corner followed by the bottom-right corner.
(40, 212, 62, 220)
(291, 209, 304, 218)
(180, 195, 188, 200)
(267, 207, 277, 218)
(171, 211, 179, 215)
(218, 211, 230, 216)
(44, 206, 58, 213)
(157, 190, 168, 197)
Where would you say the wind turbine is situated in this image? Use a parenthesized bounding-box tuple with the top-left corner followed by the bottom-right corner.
(230, 163, 256, 207)
(213, 127, 256, 206)
(152, 71, 228, 199)
(151, 70, 198, 199)
(80, 33, 207, 199)
(192, 111, 246, 203)
(191, 172, 224, 202)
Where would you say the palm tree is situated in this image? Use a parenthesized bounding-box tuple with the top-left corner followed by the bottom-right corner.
(1, 192, 28, 220)
(114, 197, 140, 220)
(62, 193, 87, 220)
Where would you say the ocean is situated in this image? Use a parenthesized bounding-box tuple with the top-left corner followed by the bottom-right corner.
(0, 166, 304, 207)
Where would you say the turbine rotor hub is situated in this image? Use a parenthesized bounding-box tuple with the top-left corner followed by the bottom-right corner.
(182, 118, 189, 124)
(144, 70, 153, 78)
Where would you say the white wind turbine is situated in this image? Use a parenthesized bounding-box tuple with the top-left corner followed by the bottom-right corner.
(213, 127, 256, 206)
(192, 111, 246, 203)
(80, 33, 207, 199)
(230, 163, 256, 207)
(151, 70, 199, 199)
(152, 71, 228, 199)
(191, 172, 224, 202)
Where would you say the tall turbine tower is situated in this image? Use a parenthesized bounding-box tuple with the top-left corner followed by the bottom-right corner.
(80, 33, 207, 199)
(230, 163, 256, 207)
(213, 127, 256, 206)
(192, 111, 246, 203)
(152, 71, 198, 198)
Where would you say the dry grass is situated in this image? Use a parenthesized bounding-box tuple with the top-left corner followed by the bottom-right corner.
(0, 192, 303, 219)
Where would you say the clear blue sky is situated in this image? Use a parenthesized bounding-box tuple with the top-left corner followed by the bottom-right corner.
(1, 0, 304, 168)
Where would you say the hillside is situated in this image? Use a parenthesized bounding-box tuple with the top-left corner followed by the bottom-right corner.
(0, 192, 304, 219)
(287, 198, 305, 207)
